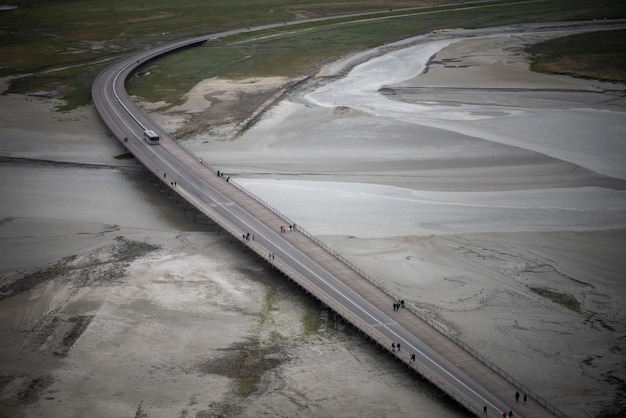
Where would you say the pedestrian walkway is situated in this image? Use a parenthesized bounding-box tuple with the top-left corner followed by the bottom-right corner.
(158, 139, 564, 418)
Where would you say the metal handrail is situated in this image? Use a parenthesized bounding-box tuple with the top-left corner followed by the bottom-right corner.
(227, 177, 567, 418)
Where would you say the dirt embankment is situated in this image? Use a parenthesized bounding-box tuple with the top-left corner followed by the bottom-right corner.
(151, 77, 306, 140)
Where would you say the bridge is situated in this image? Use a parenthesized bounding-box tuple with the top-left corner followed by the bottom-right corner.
(92, 18, 566, 418)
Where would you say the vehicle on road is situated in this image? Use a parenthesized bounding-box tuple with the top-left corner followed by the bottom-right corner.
(143, 129, 160, 144)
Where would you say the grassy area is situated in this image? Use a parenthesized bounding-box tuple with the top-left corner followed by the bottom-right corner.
(237, 375, 261, 397)
(529, 286, 581, 313)
(301, 310, 323, 336)
(527, 28, 626, 82)
(127, 0, 626, 105)
(2, 0, 625, 109)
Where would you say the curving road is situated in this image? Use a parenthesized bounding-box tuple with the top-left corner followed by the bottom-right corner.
(92, 10, 565, 418)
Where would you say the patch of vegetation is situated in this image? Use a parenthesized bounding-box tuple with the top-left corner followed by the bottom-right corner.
(112, 236, 160, 263)
(262, 287, 279, 316)
(0, 237, 159, 300)
(237, 375, 262, 397)
(16, 375, 54, 405)
(0, 0, 428, 108)
(127, 0, 626, 105)
(584, 312, 616, 331)
(0, 255, 77, 301)
(301, 310, 322, 335)
(56, 315, 94, 357)
(198, 340, 287, 398)
(3, 0, 625, 109)
(529, 286, 581, 313)
(527, 28, 626, 82)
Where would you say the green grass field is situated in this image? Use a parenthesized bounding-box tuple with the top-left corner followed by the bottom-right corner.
(1, 0, 625, 110)
(526, 28, 626, 82)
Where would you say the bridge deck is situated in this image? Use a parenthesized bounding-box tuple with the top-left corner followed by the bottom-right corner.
(92, 24, 566, 417)
(159, 138, 556, 418)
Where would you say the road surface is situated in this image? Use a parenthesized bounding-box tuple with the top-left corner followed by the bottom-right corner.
(92, 10, 568, 418)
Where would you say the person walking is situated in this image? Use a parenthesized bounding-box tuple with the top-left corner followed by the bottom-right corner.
(523, 394, 527, 404)
(515, 391, 520, 403)
(508, 410, 513, 418)
(483, 406, 487, 417)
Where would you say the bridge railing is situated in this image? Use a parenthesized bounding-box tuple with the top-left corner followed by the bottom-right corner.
(227, 177, 568, 418)
(263, 244, 484, 417)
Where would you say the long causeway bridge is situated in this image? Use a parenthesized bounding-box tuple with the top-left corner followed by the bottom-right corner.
(92, 17, 567, 418)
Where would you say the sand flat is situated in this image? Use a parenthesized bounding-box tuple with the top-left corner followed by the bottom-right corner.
(181, 22, 626, 417)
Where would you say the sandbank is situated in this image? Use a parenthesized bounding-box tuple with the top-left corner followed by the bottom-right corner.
(176, 22, 626, 417)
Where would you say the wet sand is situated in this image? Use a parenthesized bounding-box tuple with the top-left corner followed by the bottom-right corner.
(179, 23, 626, 417)
(0, 95, 469, 417)
(1, 21, 625, 418)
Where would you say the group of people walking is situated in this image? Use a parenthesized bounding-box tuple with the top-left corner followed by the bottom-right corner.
(483, 391, 527, 418)
(393, 299, 405, 311)
(390, 341, 416, 363)
(279, 224, 297, 233)
(216, 169, 229, 182)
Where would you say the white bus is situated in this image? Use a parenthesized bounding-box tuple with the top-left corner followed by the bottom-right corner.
(143, 129, 160, 144)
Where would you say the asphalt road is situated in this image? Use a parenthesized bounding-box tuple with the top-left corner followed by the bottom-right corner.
(92, 11, 565, 418)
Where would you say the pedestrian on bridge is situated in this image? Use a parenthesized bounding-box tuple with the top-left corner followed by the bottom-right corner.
(515, 390, 520, 403)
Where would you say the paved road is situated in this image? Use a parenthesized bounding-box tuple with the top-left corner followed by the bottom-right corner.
(92, 10, 568, 418)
